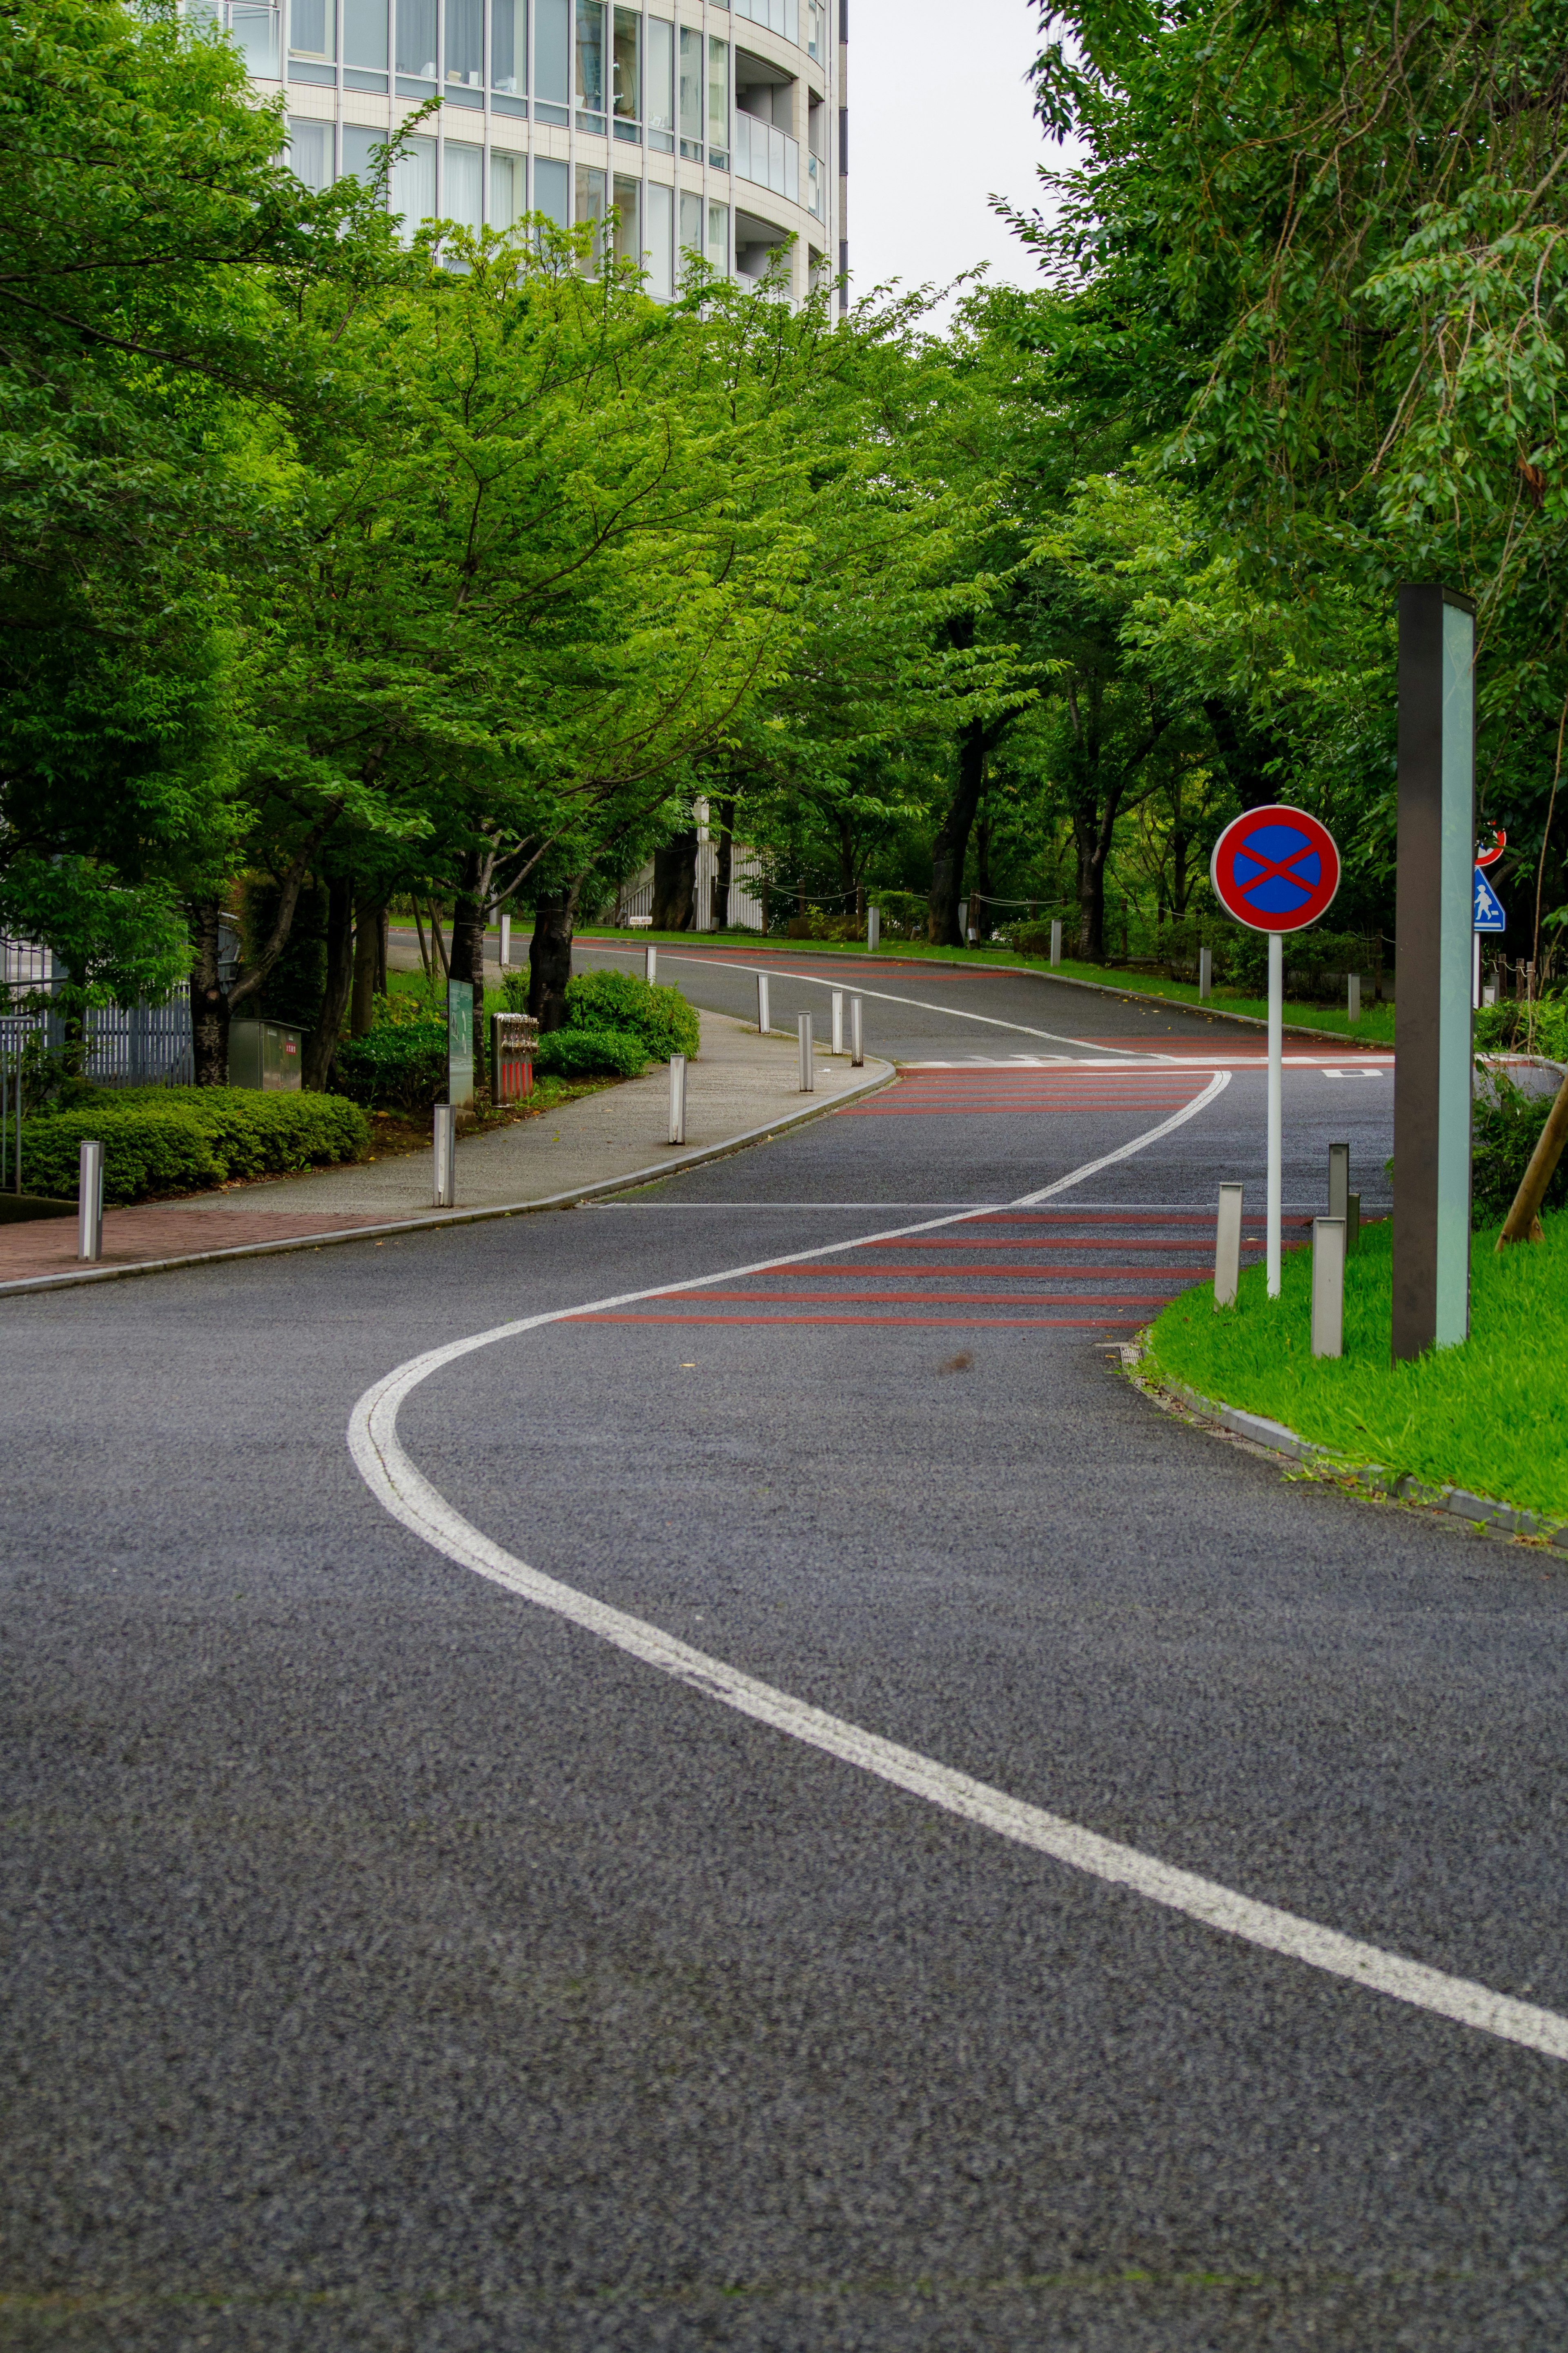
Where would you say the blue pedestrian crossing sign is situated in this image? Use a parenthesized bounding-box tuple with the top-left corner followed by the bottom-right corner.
(1474, 866, 1506, 932)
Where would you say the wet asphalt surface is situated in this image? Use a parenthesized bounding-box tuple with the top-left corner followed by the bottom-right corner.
(7, 955, 1568, 2351)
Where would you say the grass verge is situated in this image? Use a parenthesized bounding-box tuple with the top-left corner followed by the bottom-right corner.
(1145, 1215, 1568, 1521)
(572, 929, 1395, 1046)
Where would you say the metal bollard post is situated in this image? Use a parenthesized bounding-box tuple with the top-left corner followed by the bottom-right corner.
(433, 1102, 456, 1208)
(499, 911, 511, 968)
(867, 904, 880, 952)
(831, 989, 844, 1055)
(797, 1012, 814, 1093)
(1214, 1182, 1243, 1307)
(957, 898, 967, 941)
(77, 1139, 104, 1263)
(668, 1053, 687, 1145)
(1198, 946, 1212, 1000)
(850, 997, 863, 1067)
(1311, 1217, 1347, 1357)
(1347, 970, 1361, 1024)
(645, 944, 657, 984)
(757, 972, 771, 1035)
(1347, 1190, 1361, 1255)
(1049, 919, 1062, 967)
(1328, 1141, 1349, 1224)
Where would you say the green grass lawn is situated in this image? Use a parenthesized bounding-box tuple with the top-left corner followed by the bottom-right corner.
(572, 928, 1395, 1046)
(1145, 1215, 1568, 1520)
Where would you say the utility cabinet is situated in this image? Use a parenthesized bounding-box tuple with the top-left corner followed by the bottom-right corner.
(228, 1020, 303, 1091)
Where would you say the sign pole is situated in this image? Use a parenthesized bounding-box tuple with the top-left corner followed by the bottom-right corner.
(1267, 933, 1283, 1296)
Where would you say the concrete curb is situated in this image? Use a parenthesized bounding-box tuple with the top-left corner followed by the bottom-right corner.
(0, 1055, 897, 1303)
(580, 932, 1389, 1051)
(1127, 1342, 1568, 1554)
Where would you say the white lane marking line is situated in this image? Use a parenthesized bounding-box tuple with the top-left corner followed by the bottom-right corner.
(352, 1061, 1568, 2063)
(581, 942, 1171, 1063)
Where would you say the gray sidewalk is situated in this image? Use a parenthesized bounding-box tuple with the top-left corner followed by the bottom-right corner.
(177, 1008, 888, 1222)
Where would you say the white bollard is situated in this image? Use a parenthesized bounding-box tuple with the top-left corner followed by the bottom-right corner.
(668, 1053, 687, 1145)
(1348, 970, 1361, 1024)
(797, 1012, 814, 1093)
(1214, 1182, 1243, 1307)
(1311, 1216, 1347, 1358)
(850, 997, 863, 1067)
(757, 972, 771, 1034)
(831, 989, 844, 1055)
(77, 1138, 104, 1263)
(433, 1102, 456, 1208)
(499, 911, 511, 968)
(1198, 945, 1212, 1000)
(867, 904, 880, 952)
(645, 944, 657, 984)
(957, 898, 968, 941)
(1328, 1141, 1349, 1224)
(1049, 919, 1062, 967)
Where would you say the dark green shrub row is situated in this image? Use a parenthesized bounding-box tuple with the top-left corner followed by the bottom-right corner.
(563, 969, 699, 1059)
(335, 1013, 448, 1111)
(535, 1027, 648, 1078)
(23, 1088, 370, 1204)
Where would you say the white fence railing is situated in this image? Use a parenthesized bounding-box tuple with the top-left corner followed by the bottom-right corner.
(733, 112, 801, 206)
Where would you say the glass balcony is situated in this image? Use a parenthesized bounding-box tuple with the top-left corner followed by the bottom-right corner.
(733, 111, 800, 205)
(733, 0, 800, 46)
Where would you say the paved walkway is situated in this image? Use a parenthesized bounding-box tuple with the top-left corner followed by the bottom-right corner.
(0, 1010, 887, 1288)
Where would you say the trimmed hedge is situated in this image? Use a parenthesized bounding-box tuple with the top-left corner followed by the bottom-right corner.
(564, 968, 699, 1060)
(534, 1027, 649, 1078)
(335, 1013, 448, 1111)
(23, 1088, 370, 1205)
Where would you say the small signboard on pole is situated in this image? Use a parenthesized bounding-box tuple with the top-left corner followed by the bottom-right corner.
(447, 979, 474, 1110)
(1210, 805, 1343, 1298)
(1473, 868, 1506, 932)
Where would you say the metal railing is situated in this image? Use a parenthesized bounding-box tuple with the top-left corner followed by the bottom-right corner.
(733, 111, 800, 205)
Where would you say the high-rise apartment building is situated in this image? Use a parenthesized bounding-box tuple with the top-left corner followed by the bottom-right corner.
(205, 0, 842, 306)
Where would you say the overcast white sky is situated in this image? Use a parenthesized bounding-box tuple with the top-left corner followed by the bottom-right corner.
(847, 0, 1066, 322)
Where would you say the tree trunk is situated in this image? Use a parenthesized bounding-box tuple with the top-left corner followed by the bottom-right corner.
(1203, 698, 1277, 810)
(837, 812, 856, 908)
(189, 897, 231, 1087)
(449, 855, 490, 1097)
(375, 907, 388, 997)
(651, 832, 698, 930)
(928, 720, 988, 946)
(303, 874, 354, 1090)
(976, 803, 993, 937)
(715, 797, 736, 930)
(350, 890, 384, 1036)
(528, 889, 577, 1031)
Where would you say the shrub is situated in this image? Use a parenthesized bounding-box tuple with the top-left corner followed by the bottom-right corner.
(534, 1027, 649, 1078)
(1472, 1068, 1568, 1227)
(335, 1008, 448, 1111)
(1474, 992, 1568, 1065)
(564, 968, 699, 1059)
(22, 1088, 370, 1204)
(870, 890, 927, 940)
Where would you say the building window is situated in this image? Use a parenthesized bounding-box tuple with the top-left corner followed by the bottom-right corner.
(395, 0, 437, 78)
(534, 153, 570, 228)
(677, 27, 702, 159)
(575, 0, 605, 129)
(612, 7, 640, 140)
(340, 122, 388, 185)
(446, 0, 484, 87)
(706, 36, 728, 169)
(644, 179, 673, 298)
(575, 161, 607, 268)
(391, 131, 437, 232)
(612, 173, 640, 267)
(644, 20, 673, 151)
(343, 0, 388, 84)
(534, 0, 568, 116)
(445, 139, 484, 229)
(289, 0, 333, 59)
(286, 115, 333, 187)
(490, 0, 525, 92)
(222, 2, 282, 78)
(490, 147, 523, 226)
(679, 187, 702, 265)
(707, 198, 728, 271)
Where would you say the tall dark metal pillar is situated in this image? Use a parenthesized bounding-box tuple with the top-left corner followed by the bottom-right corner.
(1392, 584, 1474, 1360)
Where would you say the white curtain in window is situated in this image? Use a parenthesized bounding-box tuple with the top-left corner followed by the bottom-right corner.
(533, 155, 569, 230)
(706, 200, 728, 272)
(678, 187, 702, 261)
(391, 134, 437, 236)
(644, 181, 673, 300)
(490, 149, 522, 228)
(341, 123, 386, 187)
(444, 141, 483, 232)
(287, 117, 332, 190)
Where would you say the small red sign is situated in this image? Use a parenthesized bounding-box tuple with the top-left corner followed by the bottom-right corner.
(1210, 806, 1342, 934)
(1476, 827, 1506, 869)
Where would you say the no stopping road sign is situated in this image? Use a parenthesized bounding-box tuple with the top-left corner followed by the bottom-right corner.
(1210, 805, 1342, 933)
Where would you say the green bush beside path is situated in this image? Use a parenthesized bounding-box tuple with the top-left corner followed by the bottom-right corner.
(23, 1088, 370, 1205)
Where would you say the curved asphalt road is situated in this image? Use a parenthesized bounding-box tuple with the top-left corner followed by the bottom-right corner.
(4, 955, 1565, 2351)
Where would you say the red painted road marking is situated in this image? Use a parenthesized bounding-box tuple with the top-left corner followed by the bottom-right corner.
(579, 1312, 1151, 1329)
(657, 1289, 1190, 1307)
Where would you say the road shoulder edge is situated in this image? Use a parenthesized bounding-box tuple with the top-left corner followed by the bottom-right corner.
(0, 1055, 898, 1303)
(1123, 1337, 1568, 1559)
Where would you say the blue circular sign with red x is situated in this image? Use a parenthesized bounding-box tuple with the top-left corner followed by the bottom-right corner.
(1209, 805, 1341, 934)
